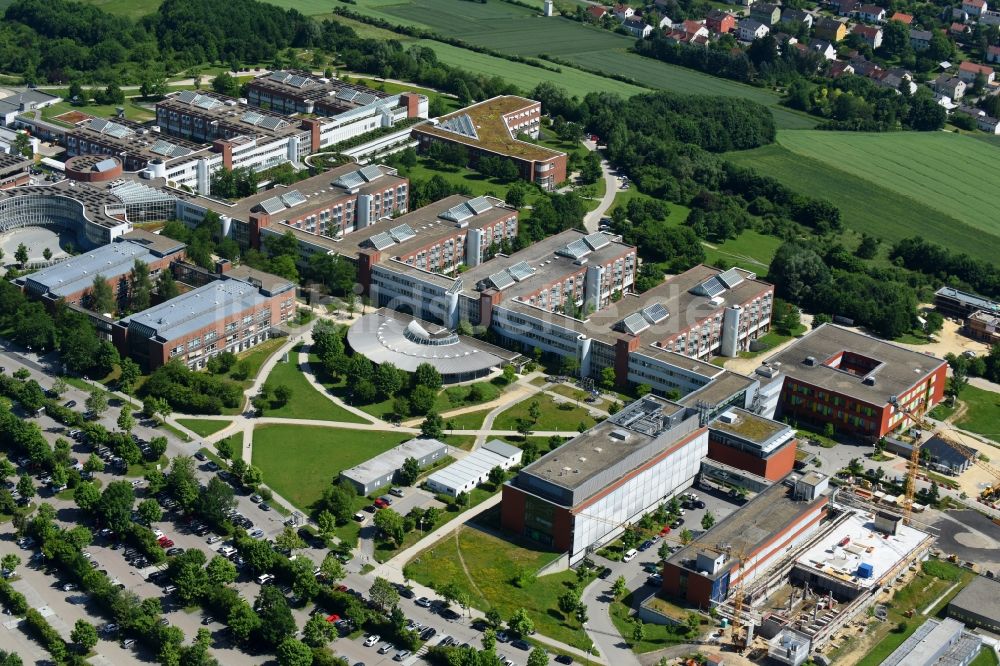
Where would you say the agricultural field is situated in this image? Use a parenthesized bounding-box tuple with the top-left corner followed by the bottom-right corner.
(776, 131, 1000, 239)
(726, 140, 995, 264)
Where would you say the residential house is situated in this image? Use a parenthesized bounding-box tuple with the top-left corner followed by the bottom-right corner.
(977, 115, 1000, 133)
(981, 9, 1000, 25)
(622, 16, 653, 37)
(814, 17, 848, 41)
(850, 56, 882, 77)
(781, 8, 814, 28)
(833, 0, 859, 17)
(853, 24, 883, 49)
(808, 38, 838, 60)
(751, 3, 782, 26)
(857, 4, 887, 22)
(910, 29, 933, 50)
(613, 3, 635, 20)
(738, 18, 770, 41)
(963, 0, 987, 17)
(950, 22, 971, 37)
(829, 60, 856, 76)
(665, 20, 710, 45)
(890, 12, 914, 24)
(586, 5, 608, 19)
(934, 74, 967, 100)
(955, 104, 985, 118)
(657, 15, 674, 29)
(958, 60, 996, 84)
(682, 19, 710, 37)
(874, 67, 916, 93)
(707, 9, 737, 34)
(988, 45, 1000, 63)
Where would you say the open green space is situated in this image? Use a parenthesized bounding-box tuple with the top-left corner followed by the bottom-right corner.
(444, 408, 492, 431)
(76, 0, 161, 20)
(609, 594, 697, 653)
(725, 141, 993, 263)
(227, 338, 285, 386)
(175, 418, 230, 438)
(494, 393, 597, 432)
(971, 648, 1000, 666)
(40, 99, 155, 124)
(405, 524, 591, 648)
(252, 424, 410, 511)
(261, 353, 368, 423)
(702, 230, 783, 273)
(954, 385, 1000, 443)
(776, 131, 1000, 242)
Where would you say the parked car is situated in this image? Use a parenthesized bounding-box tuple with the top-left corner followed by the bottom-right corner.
(364, 634, 381, 647)
(378, 643, 394, 655)
(250, 494, 262, 503)
(393, 650, 411, 661)
(194, 452, 207, 461)
(598, 567, 612, 579)
(555, 655, 573, 664)
(511, 639, 530, 651)
(623, 548, 638, 563)
(421, 627, 437, 641)
(415, 597, 432, 608)
(121, 638, 136, 649)
(259, 502, 271, 512)
(63, 400, 77, 409)
(389, 487, 405, 498)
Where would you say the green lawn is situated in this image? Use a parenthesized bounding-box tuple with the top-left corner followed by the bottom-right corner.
(228, 338, 285, 385)
(954, 385, 1000, 443)
(40, 99, 155, 124)
(609, 594, 695, 653)
(252, 424, 410, 511)
(175, 419, 230, 438)
(725, 141, 993, 263)
(77, 0, 160, 19)
(434, 381, 503, 413)
(444, 409, 493, 431)
(493, 393, 597, 432)
(405, 524, 592, 648)
(702, 230, 783, 273)
(970, 648, 1000, 666)
(398, 157, 548, 204)
(261, 352, 368, 423)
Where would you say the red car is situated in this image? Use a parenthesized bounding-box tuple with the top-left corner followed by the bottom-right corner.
(659, 526, 671, 536)
(325, 614, 340, 623)
(373, 498, 388, 509)
(158, 538, 174, 548)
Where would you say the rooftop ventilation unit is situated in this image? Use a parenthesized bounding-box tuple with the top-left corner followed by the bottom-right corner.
(804, 356, 817, 366)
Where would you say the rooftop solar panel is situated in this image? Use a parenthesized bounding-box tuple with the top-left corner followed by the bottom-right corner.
(467, 196, 492, 215)
(508, 261, 535, 282)
(489, 271, 516, 291)
(641, 303, 669, 324)
(105, 122, 133, 139)
(440, 113, 479, 140)
(621, 312, 650, 335)
(718, 267, 744, 289)
(287, 75, 311, 88)
(441, 203, 473, 223)
(354, 93, 377, 106)
(259, 197, 286, 216)
(556, 239, 591, 260)
(280, 190, 307, 208)
(150, 140, 177, 157)
(583, 232, 609, 251)
(333, 171, 365, 190)
(175, 90, 198, 104)
(389, 224, 416, 243)
(694, 277, 725, 298)
(194, 95, 221, 110)
(269, 71, 291, 83)
(359, 165, 383, 182)
(369, 232, 396, 251)
(335, 89, 358, 102)
(89, 119, 110, 133)
(241, 111, 264, 126)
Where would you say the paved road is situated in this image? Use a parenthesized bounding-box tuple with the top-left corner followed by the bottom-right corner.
(581, 141, 619, 233)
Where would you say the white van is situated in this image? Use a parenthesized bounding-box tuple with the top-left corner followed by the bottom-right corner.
(623, 548, 638, 563)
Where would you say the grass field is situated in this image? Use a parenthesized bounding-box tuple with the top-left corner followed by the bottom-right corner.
(494, 393, 597, 432)
(776, 131, 1000, 238)
(262, 354, 368, 423)
(405, 524, 591, 648)
(703, 230, 783, 272)
(41, 99, 155, 124)
(175, 419, 230, 438)
(443, 408, 493, 431)
(954, 385, 1000, 443)
(77, 0, 160, 19)
(726, 141, 993, 263)
(252, 424, 409, 510)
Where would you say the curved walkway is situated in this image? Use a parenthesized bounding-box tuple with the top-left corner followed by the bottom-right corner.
(582, 141, 618, 233)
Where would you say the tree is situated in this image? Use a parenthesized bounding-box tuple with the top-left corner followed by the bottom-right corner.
(97, 480, 134, 534)
(373, 508, 405, 545)
(631, 621, 645, 645)
(398, 457, 421, 486)
(413, 363, 442, 391)
(701, 511, 716, 530)
(42, 247, 52, 261)
(85, 391, 109, 417)
(369, 576, 401, 613)
(612, 575, 628, 600)
(924, 311, 944, 336)
(173, 552, 209, 605)
(303, 613, 337, 647)
(256, 584, 297, 648)
(488, 466, 506, 487)
(557, 589, 579, 614)
(73, 481, 100, 511)
(409, 385, 436, 414)
(137, 498, 162, 525)
(374, 362, 405, 398)
(206, 554, 238, 585)
(679, 528, 693, 546)
(167, 456, 200, 510)
(273, 384, 293, 406)
(319, 553, 346, 583)
(212, 72, 239, 97)
(527, 647, 548, 666)
(129, 259, 152, 312)
(1, 554, 20, 576)
(89, 275, 115, 314)
(485, 608, 504, 630)
(275, 526, 307, 554)
(482, 628, 497, 652)
(14, 243, 28, 268)
(117, 406, 135, 434)
(420, 411, 444, 439)
(196, 477, 237, 529)
(12, 132, 31, 158)
(507, 608, 534, 638)
(946, 369, 969, 400)
(148, 436, 168, 461)
(118, 358, 141, 394)
(227, 601, 261, 644)
(158, 269, 179, 300)
(71, 619, 98, 652)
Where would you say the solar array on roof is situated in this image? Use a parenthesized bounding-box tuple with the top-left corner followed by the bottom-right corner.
(389, 224, 416, 243)
(508, 261, 535, 282)
(718, 267, 744, 289)
(287, 75, 312, 88)
(355, 92, 377, 105)
(258, 116, 287, 131)
(369, 232, 396, 251)
(280, 190, 307, 208)
(149, 139, 191, 158)
(556, 239, 591, 260)
(241, 111, 264, 126)
(194, 95, 222, 110)
(269, 71, 291, 83)
(333, 171, 365, 190)
(259, 197, 286, 216)
(621, 312, 650, 335)
(467, 196, 492, 215)
(335, 89, 358, 102)
(175, 90, 198, 104)
(583, 232, 609, 251)
(359, 165, 383, 182)
(94, 158, 118, 173)
(489, 270, 516, 291)
(89, 119, 133, 139)
(693, 276, 726, 298)
(641, 303, 669, 324)
(439, 114, 479, 140)
(109, 181, 176, 205)
(441, 202, 473, 223)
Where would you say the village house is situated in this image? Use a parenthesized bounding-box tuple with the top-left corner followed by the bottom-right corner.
(935, 74, 968, 100)
(622, 16, 653, 37)
(977, 115, 1000, 133)
(962, 0, 988, 17)
(829, 60, 856, 76)
(781, 8, 814, 28)
(738, 17, 770, 41)
(707, 9, 737, 34)
(988, 45, 1000, 63)
(910, 29, 933, 50)
(750, 2, 782, 25)
(857, 4, 887, 22)
(814, 17, 848, 41)
(809, 38, 838, 60)
(587, 5, 608, 19)
(613, 3, 635, 20)
(958, 60, 996, 84)
(853, 24, 884, 49)
(890, 12, 914, 24)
